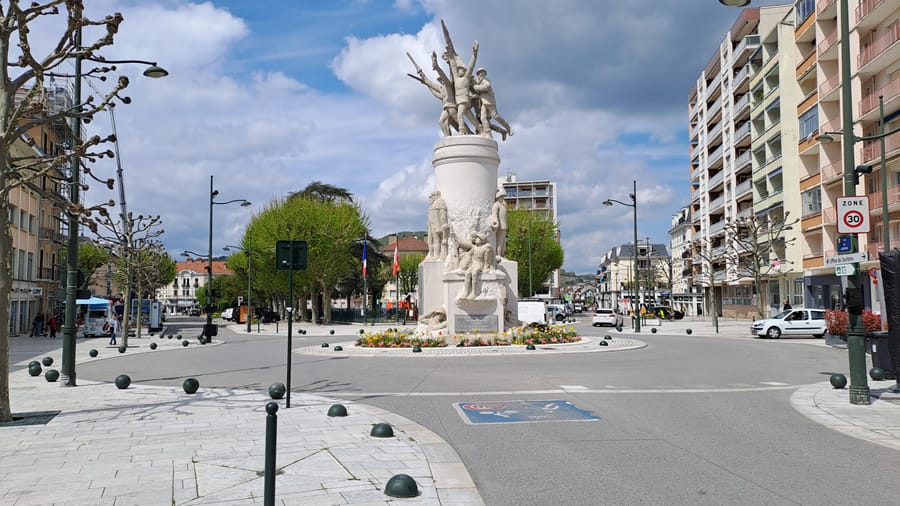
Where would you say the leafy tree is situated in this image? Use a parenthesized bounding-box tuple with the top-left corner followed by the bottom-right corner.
(291, 181, 353, 204)
(724, 213, 799, 317)
(504, 209, 564, 297)
(398, 253, 423, 297)
(0, 1, 142, 421)
(70, 242, 111, 290)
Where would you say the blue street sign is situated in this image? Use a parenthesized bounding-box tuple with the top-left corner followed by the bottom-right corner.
(837, 235, 852, 253)
(454, 400, 600, 425)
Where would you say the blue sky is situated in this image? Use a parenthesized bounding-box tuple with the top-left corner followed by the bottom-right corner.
(31, 0, 787, 274)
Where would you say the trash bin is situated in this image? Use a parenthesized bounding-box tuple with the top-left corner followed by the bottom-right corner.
(867, 331, 896, 380)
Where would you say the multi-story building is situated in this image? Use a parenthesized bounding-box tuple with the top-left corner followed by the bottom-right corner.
(687, 1, 898, 317)
(668, 206, 705, 316)
(596, 242, 670, 312)
(498, 173, 560, 297)
(7, 83, 73, 335)
(156, 258, 232, 315)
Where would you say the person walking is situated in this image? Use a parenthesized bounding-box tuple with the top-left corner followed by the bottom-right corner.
(47, 314, 58, 338)
(782, 299, 792, 311)
(107, 314, 119, 346)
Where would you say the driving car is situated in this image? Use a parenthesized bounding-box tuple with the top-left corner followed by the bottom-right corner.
(592, 308, 622, 327)
(189, 309, 200, 317)
(750, 309, 827, 339)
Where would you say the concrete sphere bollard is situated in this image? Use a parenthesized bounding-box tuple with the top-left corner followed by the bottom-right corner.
(599, 341, 609, 346)
(327, 404, 348, 417)
(412, 345, 422, 353)
(334, 345, 343, 351)
(651, 328, 657, 334)
(370, 423, 394, 438)
(118, 346, 127, 354)
(604, 336, 612, 340)
(330, 329, 335, 335)
(526, 343, 536, 350)
(298, 329, 304, 335)
(686, 329, 693, 335)
(177, 334, 183, 339)
(869, 367, 886, 381)
(830, 373, 847, 389)
(115, 374, 131, 389)
(182, 340, 189, 347)
(384, 474, 418, 498)
(321, 343, 329, 348)
(149, 342, 157, 350)
(42, 356, 54, 367)
(268, 382, 286, 399)
(359, 329, 365, 335)
(44, 369, 59, 382)
(28, 363, 42, 376)
(182, 378, 200, 394)
(168, 335, 174, 339)
(89, 349, 99, 357)
(159, 334, 165, 339)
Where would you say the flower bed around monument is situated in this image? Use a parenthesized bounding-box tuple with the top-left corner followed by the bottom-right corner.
(355, 322, 581, 348)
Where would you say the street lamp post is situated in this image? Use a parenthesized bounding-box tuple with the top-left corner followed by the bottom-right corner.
(60, 26, 168, 387)
(204, 176, 251, 342)
(224, 245, 253, 333)
(603, 179, 640, 332)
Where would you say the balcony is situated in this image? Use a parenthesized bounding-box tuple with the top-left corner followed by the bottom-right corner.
(736, 206, 752, 220)
(734, 121, 751, 146)
(868, 182, 900, 211)
(708, 169, 725, 190)
(735, 179, 753, 199)
(861, 130, 900, 163)
(818, 74, 840, 98)
(858, 24, 900, 71)
(859, 76, 899, 119)
(733, 65, 750, 90)
(817, 0, 836, 16)
(709, 194, 725, 212)
(39, 227, 65, 244)
(822, 206, 836, 224)
(707, 95, 723, 120)
(709, 220, 727, 236)
(708, 121, 724, 143)
(821, 160, 843, 182)
(708, 144, 725, 168)
(734, 93, 751, 118)
(37, 267, 61, 282)
(732, 35, 760, 68)
(856, 0, 887, 27)
(817, 28, 839, 58)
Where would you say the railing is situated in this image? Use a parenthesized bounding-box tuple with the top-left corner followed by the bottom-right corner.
(816, 0, 835, 15)
(821, 160, 843, 180)
(731, 35, 760, 67)
(733, 65, 750, 87)
(819, 118, 840, 135)
(861, 130, 900, 163)
(708, 144, 724, 166)
(734, 93, 751, 114)
(856, 0, 885, 23)
(709, 195, 725, 211)
(858, 23, 900, 69)
(735, 179, 752, 197)
(39, 227, 64, 243)
(822, 206, 837, 224)
(706, 74, 722, 96)
(817, 28, 838, 56)
(708, 169, 725, 189)
(707, 95, 723, 118)
(734, 121, 751, 144)
(818, 74, 840, 97)
(709, 220, 727, 235)
(37, 267, 61, 281)
(859, 77, 899, 117)
(708, 121, 724, 142)
(868, 183, 900, 208)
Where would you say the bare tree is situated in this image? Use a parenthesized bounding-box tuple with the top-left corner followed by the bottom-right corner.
(724, 213, 799, 317)
(0, 1, 142, 422)
(690, 236, 721, 330)
(94, 211, 163, 347)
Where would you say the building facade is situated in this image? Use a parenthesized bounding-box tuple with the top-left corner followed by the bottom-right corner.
(156, 258, 232, 315)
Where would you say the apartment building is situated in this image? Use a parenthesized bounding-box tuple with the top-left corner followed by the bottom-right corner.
(498, 173, 560, 297)
(595, 242, 671, 312)
(156, 258, 232, 315)
(7, 83, 74, 335)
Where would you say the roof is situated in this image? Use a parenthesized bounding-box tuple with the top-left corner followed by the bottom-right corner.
(382, 235, 428, 254)
(177, 258, 233, 276)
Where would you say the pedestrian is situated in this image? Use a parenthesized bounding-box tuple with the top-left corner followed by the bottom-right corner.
(48, 314, 57, 338)
(782, 299, 792, 311)
(30, 313, 43, 337)
(107, 314, 119, 346)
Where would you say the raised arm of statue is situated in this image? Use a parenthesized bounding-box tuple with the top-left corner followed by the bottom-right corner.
(466, 41, 479, 78)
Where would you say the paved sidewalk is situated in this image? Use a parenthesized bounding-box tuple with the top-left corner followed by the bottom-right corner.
(1, 334, 482, 505)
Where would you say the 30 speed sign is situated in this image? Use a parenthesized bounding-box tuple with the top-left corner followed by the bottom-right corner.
(836, 196, 870, 234)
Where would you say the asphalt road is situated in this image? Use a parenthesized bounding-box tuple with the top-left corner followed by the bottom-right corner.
(77, 316, 899, 505)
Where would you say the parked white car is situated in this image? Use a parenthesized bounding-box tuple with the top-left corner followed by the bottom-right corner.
(592, 308, 622, 327)
(221, 307, 234, 321)
(750, 309, 827, 339)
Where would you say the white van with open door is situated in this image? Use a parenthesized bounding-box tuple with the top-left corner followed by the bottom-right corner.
(77, 296, 112, 337)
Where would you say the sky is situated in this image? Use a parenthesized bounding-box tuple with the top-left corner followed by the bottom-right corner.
(26, 0, 789, 274)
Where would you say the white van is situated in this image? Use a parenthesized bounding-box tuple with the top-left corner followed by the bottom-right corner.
(77, 297, 112, 337)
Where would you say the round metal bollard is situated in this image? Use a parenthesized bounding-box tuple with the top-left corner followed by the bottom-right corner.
(182, 340, 189, 347)
(599, 341, 609, 346)
(526, 343, 536, 350)
(182, 378, 200, 394)
(149, 342, 157, 350)
(42, 356, 53, 367)
(89, 349, 99, 357)
(604, 336, 612, 340)
(334, 345, 343, 351)
(44, 369, 60, 382)
(869, 367, 886, 381)
(118, 346, 127, 354)
(115, 374, 131, 389)
(359, 329, 365, 335)
(321, 343, 329, 348)
(327, 404, 348, 417)
(412, 345, 422, 353)
(268, 382, 286, 400)
(686, 329, 693, 335)
(830, 373, 847, 389)
(370, 423, 394, 438)
(384, 474, 419, 498)
(330, 329, 335, 335)
(28, 363, 42, 376)
(651, 328, 657, 334)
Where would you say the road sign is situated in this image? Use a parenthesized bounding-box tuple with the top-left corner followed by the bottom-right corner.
(837, 235, 852, 253)
(835, 264, 856, 277)
(276, 240, 308, 271)
(824, 252, 868, 266)
(836, 196, 870, 234)
(453, 400, 599, 425)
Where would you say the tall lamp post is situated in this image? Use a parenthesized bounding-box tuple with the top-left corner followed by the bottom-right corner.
(59, 25, 168, 387)
(224, 245, 254, 333)
(603, 179, 640, 332)
(204, 175, 250, 342)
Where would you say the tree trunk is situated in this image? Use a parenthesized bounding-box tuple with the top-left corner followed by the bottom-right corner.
(321, 281, 332, 323)
(0, 192, 12, 422)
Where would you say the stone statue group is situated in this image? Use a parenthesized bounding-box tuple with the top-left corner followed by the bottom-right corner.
(426, 188, 507, 302)
(408, 20, 514, 141)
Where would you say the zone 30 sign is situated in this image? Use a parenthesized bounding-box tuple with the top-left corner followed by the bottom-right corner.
(836, 196, 870, 234)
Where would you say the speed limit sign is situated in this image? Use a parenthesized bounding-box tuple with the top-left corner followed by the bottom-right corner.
(836, 196, 870, 234)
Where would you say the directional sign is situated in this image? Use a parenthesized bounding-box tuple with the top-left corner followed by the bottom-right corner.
(824, 252, 868, 266)
(835, 264, 856, 277)
(453, 400, 599, 425)
(836, 196, 871, 234)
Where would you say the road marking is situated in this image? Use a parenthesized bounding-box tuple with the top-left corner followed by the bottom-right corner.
(323, 385, 801, 397)
(760, 381, 789, 386)
(560, 385, 589, 390)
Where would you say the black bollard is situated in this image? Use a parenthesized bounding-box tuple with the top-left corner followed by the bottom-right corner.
(263, 401, 278, 506)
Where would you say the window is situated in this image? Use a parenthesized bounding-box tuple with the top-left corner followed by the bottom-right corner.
(795, 0, 815, 24)
(793, 279, 804, 306)
(27, 253, 33, 281)
(798, 107, 818, 140)
(17, 249, 26, 279)
(801, 188, 822, 217)
(8, 205, 15, 226)
(19, 210, 27, 231)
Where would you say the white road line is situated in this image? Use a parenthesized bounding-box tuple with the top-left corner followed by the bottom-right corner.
(324, 385, 801, 397)
(560, 385, 589, 390)
(760, 381, 789, 386)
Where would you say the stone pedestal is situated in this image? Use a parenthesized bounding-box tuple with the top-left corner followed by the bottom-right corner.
(418, 135, 519, 336)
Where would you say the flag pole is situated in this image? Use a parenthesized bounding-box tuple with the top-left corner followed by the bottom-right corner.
(362, 238, 368, 324)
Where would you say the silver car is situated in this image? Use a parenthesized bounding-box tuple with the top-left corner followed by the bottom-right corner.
(750, 309, 827, 339)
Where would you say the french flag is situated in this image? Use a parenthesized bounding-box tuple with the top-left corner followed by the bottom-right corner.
(362, 240, 367, 277)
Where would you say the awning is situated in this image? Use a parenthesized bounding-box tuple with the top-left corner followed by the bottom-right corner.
(74, 296, 110, 306)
